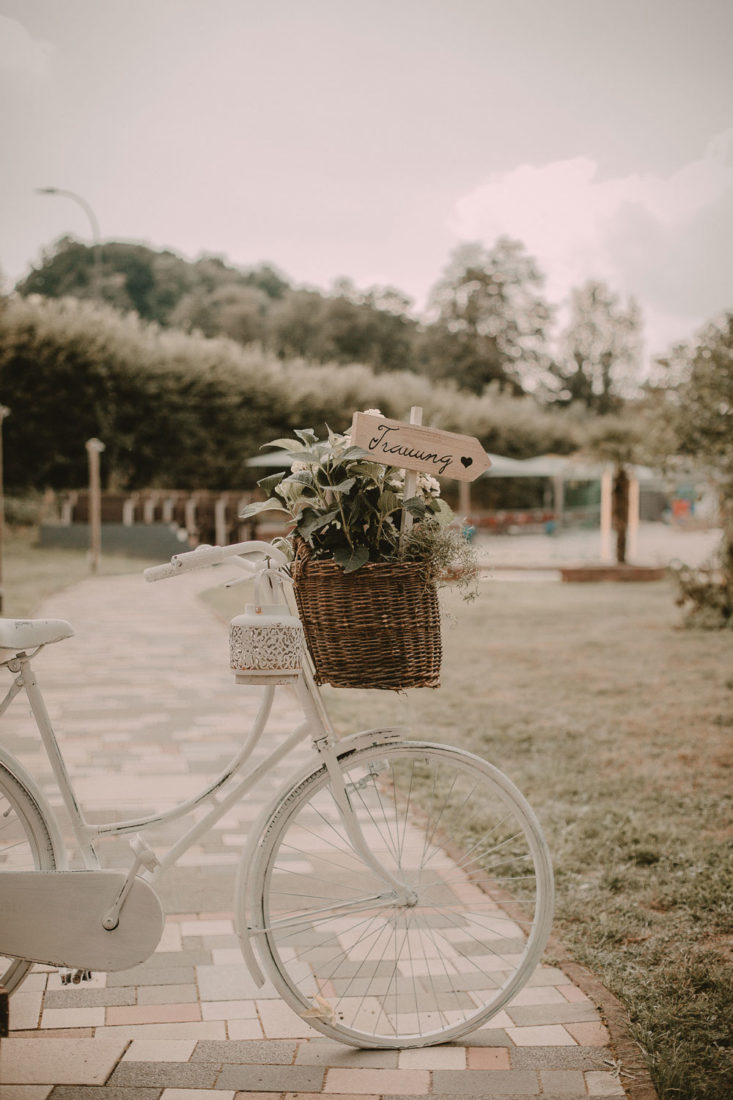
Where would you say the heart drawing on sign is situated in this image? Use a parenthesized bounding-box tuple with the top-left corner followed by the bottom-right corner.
(460, 456, 473, 468)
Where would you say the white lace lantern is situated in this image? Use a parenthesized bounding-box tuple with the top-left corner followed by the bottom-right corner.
(229, 602, 304, 684)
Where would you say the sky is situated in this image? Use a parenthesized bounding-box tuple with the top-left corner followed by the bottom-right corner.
(1, 0, 732, 367)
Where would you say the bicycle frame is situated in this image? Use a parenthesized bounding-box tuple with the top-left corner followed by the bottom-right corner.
(0, 543, 413, 978)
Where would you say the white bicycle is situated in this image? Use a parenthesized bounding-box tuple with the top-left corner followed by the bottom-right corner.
(0, 539, 554, 1049)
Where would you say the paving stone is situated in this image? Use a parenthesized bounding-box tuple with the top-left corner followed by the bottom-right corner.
(325, 1068, 430, 1094)
(508, 1003, 601, 1026)
(225, 1018, 264, 1040)
(565, 1021, 611, 1046)
(44, 988, 136, 1009)
(48, 1091, 161, 1100)
(256, 999, 321, 1039)
(154, 865, 238, 912)
(586, 1070, 627, 1096)
(453, 1028, 512, 1047)
(511, 1046, 611, 1071)
(108, 1060, 219, 1088)
(192, 1039, 296, 1063)
(506, 1024, 576, 1047)
(217, 1064, 325, 1091)
(0, 1089, 53, 1100)
(295, 1040, 398, 1068)
(123, 1039, 197, 1062)
(196, 964, 278, 1001)
(7, 990, 43, 1031)
(106, 967, 195, 988)
(539, 1068, 586, 1094)
(105, 1002, 201, 1025)
(137, 984, 199, 1005)
(94, 1021, 226, 1040)
(40, 1006, 106, 1029)
(149, 950, 213, 967)
(398, 1045, 466, 1069)
(432, 1070, 540, 1095)
(0, 1037, 128, 1085)
(466, 1046, 512, 1069)
(162, 1091, 236, 1100)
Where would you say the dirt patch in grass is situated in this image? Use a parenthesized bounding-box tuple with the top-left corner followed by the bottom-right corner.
(322, 578, 733, 1099)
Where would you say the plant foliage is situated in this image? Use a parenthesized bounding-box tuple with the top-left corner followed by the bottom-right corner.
(242, 416, 478, 586)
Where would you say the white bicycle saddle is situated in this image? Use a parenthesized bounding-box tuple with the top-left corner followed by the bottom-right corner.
(0, 618, 74, 652)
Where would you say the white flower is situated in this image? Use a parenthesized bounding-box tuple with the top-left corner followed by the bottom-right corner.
(418, 473, 441, 495)
(362, 408, 383, 417)
(291, 460, 310, 473)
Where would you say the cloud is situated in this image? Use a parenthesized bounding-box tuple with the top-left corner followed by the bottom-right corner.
(449, 130, 733, 356)
(0, 16, 54, 76)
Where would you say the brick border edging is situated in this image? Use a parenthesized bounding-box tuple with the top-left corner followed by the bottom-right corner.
(546, 931, 658, 1100)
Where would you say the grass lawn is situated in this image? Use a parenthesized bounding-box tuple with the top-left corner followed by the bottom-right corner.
(317, 578, 733, 1099)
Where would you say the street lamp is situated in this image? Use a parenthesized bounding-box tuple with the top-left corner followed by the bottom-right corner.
(36, 187, 102, 299)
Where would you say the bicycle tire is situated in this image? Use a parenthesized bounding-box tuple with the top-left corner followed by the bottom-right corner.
(0, 759, 59, 994)
(250, 740, 554, 1048)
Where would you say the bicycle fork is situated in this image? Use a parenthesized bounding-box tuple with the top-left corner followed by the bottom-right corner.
(311, 734, 418, 907)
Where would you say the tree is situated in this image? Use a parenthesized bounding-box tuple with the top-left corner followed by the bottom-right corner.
(424, 238, 554, 394)
(170, 284, 270, 345)
(666, 314, 733, 626)
(553, 280, 643, 413)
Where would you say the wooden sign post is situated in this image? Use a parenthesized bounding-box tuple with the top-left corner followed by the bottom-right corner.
(351, 411, 491, 483)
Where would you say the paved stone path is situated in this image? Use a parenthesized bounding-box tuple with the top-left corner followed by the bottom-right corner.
(0, 565, 636, 1098)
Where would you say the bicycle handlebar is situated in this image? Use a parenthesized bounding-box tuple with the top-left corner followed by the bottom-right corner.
(144, 540, 288, 583)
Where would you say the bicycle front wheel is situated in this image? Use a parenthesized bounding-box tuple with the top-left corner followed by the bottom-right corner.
(251, 741, 554, 1048)
(0, 759, 59, 993)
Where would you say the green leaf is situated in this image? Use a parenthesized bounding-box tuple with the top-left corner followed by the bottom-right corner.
(298, 507, 341, 539)
(294, 428, 319, 446)
(287, 470, 316, 488)
(404, 495, 428, 518)
(285, 448, 320, 463)
(257, 472, 286, 495)
(329, 477, 356, 494)
(239, 498, 291, 520)
(378, 490, 400, 516)
(334, 545, 370, 572)
(341, 445, 371, 461)
(350, 461, 387, 481)
(262, 438, 301, 452)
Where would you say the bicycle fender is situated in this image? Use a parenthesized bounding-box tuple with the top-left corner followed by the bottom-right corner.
(0, 746, 67, 870)
(0, 870, 164, 971)
(234, 726, 406, 987)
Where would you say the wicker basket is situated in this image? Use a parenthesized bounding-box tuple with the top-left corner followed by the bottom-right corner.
(291, 541, 441, 690)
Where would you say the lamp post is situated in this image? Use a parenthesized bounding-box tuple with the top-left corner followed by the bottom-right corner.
(36, 187, 102, 299)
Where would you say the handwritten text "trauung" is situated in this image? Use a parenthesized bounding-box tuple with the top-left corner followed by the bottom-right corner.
(368, 425, 454, 475)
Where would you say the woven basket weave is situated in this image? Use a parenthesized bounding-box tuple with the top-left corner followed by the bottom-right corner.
(291, 541, 441, 690)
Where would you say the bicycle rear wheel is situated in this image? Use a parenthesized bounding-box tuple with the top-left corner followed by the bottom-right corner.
(251, 741, 554, 1048)
(0, 759, 59, 993)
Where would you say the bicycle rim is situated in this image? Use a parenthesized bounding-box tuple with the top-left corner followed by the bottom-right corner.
(253, 741, 554, 1047)
(0, 760, 58, 993)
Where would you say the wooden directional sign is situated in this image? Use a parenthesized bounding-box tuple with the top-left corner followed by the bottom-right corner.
(351, 412, 491, 482)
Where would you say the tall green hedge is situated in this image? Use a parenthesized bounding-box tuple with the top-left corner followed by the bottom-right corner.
(0, 294, 582, 492)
